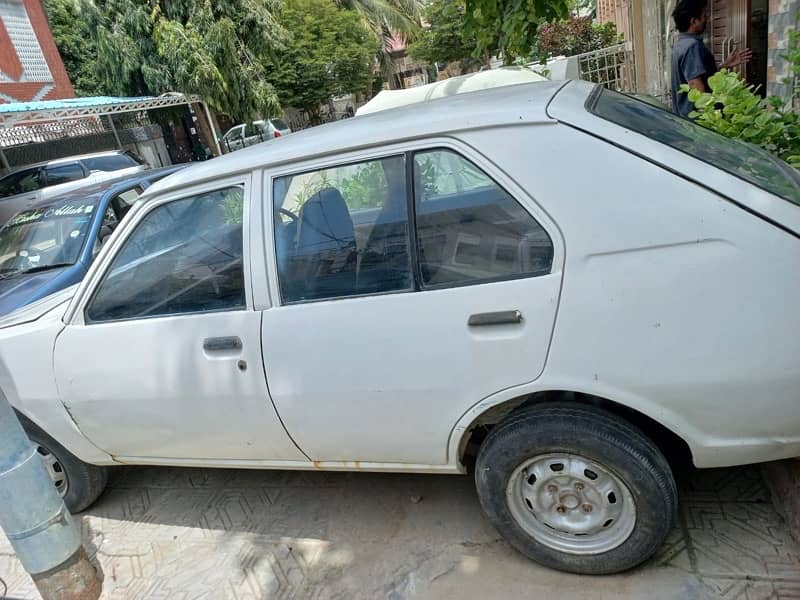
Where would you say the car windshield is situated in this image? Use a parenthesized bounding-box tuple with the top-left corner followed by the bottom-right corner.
(589, 87, 800, 205)
(0, 199, 97, 277)
(271, 118, 289, 130)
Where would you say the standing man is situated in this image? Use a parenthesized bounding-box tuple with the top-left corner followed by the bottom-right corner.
(671, 0, 752, 118)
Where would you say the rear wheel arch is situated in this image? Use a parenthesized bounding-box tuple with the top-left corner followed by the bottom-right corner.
(457, 390, 694, 473)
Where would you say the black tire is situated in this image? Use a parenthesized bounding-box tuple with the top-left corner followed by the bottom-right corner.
(19, 415, 108, 513)
(475, 403, 677, 575)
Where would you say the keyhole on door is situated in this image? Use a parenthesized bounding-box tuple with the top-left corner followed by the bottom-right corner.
(237, 360, 247, 372)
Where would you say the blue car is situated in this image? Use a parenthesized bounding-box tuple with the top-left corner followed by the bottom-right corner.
(0, 165, 187, 316)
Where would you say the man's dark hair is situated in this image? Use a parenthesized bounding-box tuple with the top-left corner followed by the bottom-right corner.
(672, 0, 707, 32)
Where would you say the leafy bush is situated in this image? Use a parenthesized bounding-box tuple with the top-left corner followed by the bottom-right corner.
(530, 16, 619, 63)
(682, 70, 800, 169)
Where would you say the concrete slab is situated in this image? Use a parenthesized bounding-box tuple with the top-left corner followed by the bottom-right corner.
(1, 465, 798, 599)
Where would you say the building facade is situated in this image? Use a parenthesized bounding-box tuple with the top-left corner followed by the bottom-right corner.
(0, 0, 74, 104)
(599, 0, 800, 105)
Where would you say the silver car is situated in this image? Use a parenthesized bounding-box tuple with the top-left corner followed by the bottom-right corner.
(221, 119, 292, 152)
(0, 151, 147, 226)
(2, 80, 799, 576)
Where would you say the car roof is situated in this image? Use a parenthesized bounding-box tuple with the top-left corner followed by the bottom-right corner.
(0, 150, 134, 175)
(148, 80, 569, 198)
(18, 165, 188, 213)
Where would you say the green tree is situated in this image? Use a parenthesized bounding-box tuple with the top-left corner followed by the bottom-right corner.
(86, 0, 285, 120)
(42, 0, 103, 96)
(464, 0, 569, 62)
(334, 0, 423, 88)
(407, 0, 480, 72)
(266, 0, 378, 121)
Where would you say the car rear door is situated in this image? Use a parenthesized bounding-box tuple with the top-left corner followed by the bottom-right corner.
(260, 142, 563, 465)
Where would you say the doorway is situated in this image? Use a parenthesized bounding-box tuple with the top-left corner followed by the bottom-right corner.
(708, 0, 769, 95)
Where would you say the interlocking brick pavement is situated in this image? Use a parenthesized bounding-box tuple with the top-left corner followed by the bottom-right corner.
(1, 465, 798, 599)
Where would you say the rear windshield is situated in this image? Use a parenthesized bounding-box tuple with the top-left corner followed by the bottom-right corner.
(82, 152, 142, 172)
(270, 118, 289, 130)
(589, 87, 800, 205)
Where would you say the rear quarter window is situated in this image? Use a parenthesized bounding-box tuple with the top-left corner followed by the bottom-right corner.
(0, 168, 41, 198)
(589, 88, 800, 205)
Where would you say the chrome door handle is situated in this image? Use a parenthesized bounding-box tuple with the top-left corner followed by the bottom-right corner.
(203, 336, 243, 352)
(468, 310, 523, 327)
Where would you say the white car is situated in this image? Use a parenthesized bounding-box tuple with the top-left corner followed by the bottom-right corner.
(2, 80, 799, 575)
(0, 151, 147, 226)
(221, 118, 292, 152)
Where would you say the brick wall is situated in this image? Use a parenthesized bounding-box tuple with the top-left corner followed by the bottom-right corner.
(0, 0, 74, 103)
(768, 0, 800, 99)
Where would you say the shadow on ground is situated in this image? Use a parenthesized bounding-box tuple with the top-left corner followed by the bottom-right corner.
(2, 465, 798, 599)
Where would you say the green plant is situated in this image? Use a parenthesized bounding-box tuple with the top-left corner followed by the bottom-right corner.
(681, 17, 800, 170)
(339, 162, 388, 209)
(530, 15, 618, 63)
(464, 0, 569, 62)
(682, 70, 800, 169)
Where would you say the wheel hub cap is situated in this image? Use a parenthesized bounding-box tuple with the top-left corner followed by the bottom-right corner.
(506, 453, 636, 555)
(36, 445, 68, 498)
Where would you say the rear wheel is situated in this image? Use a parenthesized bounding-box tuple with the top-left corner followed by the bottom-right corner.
(20, 417, 108, 513)
(475, 403, 677, 575)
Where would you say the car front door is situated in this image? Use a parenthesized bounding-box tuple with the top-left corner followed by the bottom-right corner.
(53, 177, 306, 462)
(243, 123, 263, 148)
(225, 126, 245, 152)
(262, 145, 563, 465)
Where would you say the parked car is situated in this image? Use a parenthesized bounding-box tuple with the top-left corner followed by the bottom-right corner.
(0, 165, 186, 317)
(221, 118, 292, 152)
(0, 151, 147, 227)
(2, 80, 799, 576)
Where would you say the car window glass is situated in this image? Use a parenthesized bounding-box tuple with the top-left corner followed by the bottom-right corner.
(45, 163, 85, 186)
(413, 150, 554, 287)
(111, 186, 143, 217)
(590, 88, 800, 205)
(86, 186, 246, 323)
(102, 206, 118, 227)
(0, 168, 41, 198)
(244, 123, 261, 137)
(0, 200, 97, 273)
(271, 119, 289, 131)
(82, 154, 139, 172)
(273, 156, 411, 303)
(415, 151, 493, 197)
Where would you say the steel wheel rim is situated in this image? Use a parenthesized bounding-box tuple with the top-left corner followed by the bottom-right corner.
(36, 445, 68, 498)
(505, 453, 636, 555)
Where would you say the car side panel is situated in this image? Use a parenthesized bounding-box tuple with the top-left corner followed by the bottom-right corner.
(451, 125, 800, 468)
(0, 303, 114, 464)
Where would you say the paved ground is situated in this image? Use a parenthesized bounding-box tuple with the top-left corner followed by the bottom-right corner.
(2, 465, 799, 599)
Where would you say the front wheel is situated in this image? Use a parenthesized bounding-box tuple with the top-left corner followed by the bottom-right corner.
(20, 416, 108, 513)
(475, 403, 677, 575)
